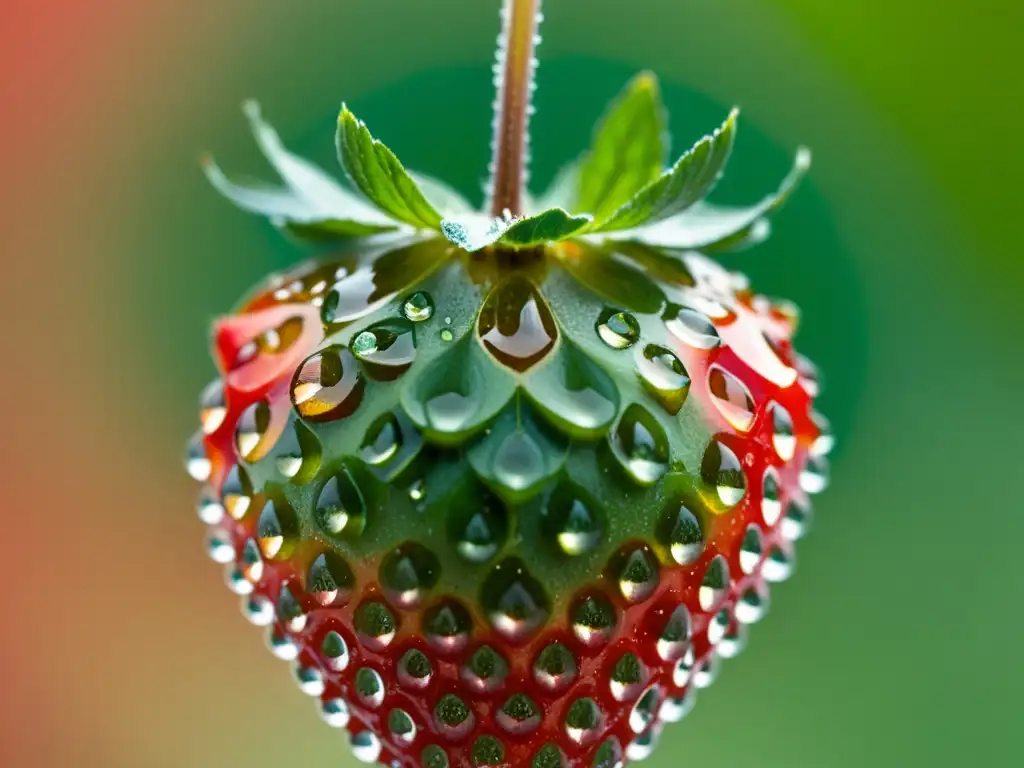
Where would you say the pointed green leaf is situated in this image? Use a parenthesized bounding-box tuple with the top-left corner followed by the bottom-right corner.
(607, 147, 811, 250)
(336, 106, 443, 230)
(590, 109, 739, 233)
(441, 209, 592, 252)
(202, 102, 399, 238)
(576, 72, 667, 222)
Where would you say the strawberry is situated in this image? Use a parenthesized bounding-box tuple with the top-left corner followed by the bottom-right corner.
(184, 1, 831, 765)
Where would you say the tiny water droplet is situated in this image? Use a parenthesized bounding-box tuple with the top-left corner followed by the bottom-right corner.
(736, 584, 770, 624)
(609, 652, 646, 702)
(389, 708, 418, 745)
(361, 413, 402, 465)
(763, 544, 795, 582)
(320, 698, 350, 728)
(451, 500, 508, 563)
(636, 344, 690, 414)
(629, 686, 661, 734)
(293, 663, 324, 696)
(196, 486, 224, 525)
(307, 552, 355, 606)
(609, 405, 670, 485)
(235, 400, 273, 461)
(354, 601, 397, 650)
(800, 455, 830, 494)
(184, 431, 211, 481)
(403, 291, 435, 322)
(782, 496, 812, 541)
(276, 582, 307, 632)
(321, 630, 349, 670)
(421, 745, 450, 768)
(291, 346, 364, 422)
(482, 559, 550, 641)
(205, 527, 234, 563)
(497, 693, 541, 735)
(592, 739, 624, 768)
(612, 545, 660, 603)
(659, 689, 697, 724)
(571, 593, 617, 647)
(666, 306, 721, 349)
(440, 328, 454, 342)
(811, 411, 835, 457)
(221, 464, 254, 520)
(349, 730, 382, 764)
(314, 469, 365, 537)
(256, 500, 298, 560)
(597, 309, 641, 350)
(701, 439, 747, 507)
(707, 607, 730, 646)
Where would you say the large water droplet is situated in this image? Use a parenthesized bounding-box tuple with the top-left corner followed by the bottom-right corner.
(707, 365, 756, 432)
(666, 306, 721, 349)
(699, 555, 730, 611)
(571, 593, 617, 647)
(434, 694, 474, 741)
(398, 648, 434, 689)
(609, 404, 670, 485)
(609, 652, 646, 702)
(462, 645, 508, 692)
(534, 643, 577, 692)
(380, 542, 441, 609)
(482, 559, 550, 641)
(423, 599, 473, 654)
(307, 551, 355, 606)
(564, 698, 603, 746)
(291, 346, 364, 422)
(769, 402, 796, 461)
(479, 277, 557, 371)
(235, 399, 273, 462)
(543, 485, 603, 556)
(611, 545, 660, 603)
(701, 439, 747, 507)
(199, 380, 227, 435)
(497, 693, 541, 734)
(403, 290, 435, 322)
(352, 318, 417, 380)
(636, 344, 690, 414)
(256, 500, 298, 560)
(597, 308, 641, 350)
(666, 505, 704, 566)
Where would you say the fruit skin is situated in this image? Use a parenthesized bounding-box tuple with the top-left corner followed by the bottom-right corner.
(186, 225, 830, 766)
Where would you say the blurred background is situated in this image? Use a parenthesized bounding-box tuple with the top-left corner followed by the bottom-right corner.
(2, 0, 1021, 766)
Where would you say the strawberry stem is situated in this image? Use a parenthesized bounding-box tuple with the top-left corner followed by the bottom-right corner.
(488, 0, 542, 218)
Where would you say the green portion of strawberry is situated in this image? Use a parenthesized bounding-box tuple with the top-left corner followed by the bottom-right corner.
(185, 2, 831, 766)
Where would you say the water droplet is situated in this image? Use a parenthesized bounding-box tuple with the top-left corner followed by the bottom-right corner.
(398, 647, 434, 688)
(408, 478, 427, 503)
(354, 601, 397, 650)
(440, 328, 454, 342)
(403, 291, 435, 322)
(666, 505, 704, 565)
(320, 697, 350, 728)
(770, 402, 796, 461)
(354, 666, 385, 708)
(472, 735, 505, 767)
(739, 525, 763, 575)
(629, 686, 661, 733)
(708, 365, 756, 432)
(293, 663, 325, 696)
(272, 421, 322, 482)
(389, 708, 418, 745)
(479, 277, 558, 371)
(701, 439, 747, 507)
(717, 620, 747, 658)
(200, 380, 227, 434)
(451, 498, 508, 563)
(235, 400, 272, 461)
(636, 345, 690, 414)
(361, 413, 403, 466)
(763, 544, 795, 582)
(276, 583, 307, 632)
(656, 605, 692, 662)
(220, 464, 254, 520)
(241, 595, 274, 626)
(591, 738, 623, 768)
(266, 625, 298, 660)
(421, 745, 449, 768)
(352, 319, 417, 380)
(707, 607, 730, 646)
(597, 309, 641, 349)
(800, 455, 830, 494)
(307, 551, 355, 606)
(699, 555, 730, 611)
(533, 643, 577, 692)
(658, 689, 697, 723)
(291, 346, 364, 422)
(321, 629, 349, 670)
(205, 527, 234, 563)
(609, 404, 670, 485)
(434, 694, 474, 740)
(610, 652, 646, 701)
(497, 693, 541, 734)
(666, 306, 721, 349)
(314, 468, 365, 538)
(762, 468, 783, 525)
(524, 341, 619, 439)
(462, 645, 508, 692)
(782, 496, 812, 541)
(612, 545, 660, 603)
(257, 500, 298, 560)
(380, 542, 441, 609)
(531, 744, 565, 768)
(238, 537, 264, 584)
(693, 654, 720, 689)
(735, 584, 770, 624)
(564, 698, 602, 746)
(626, 726, 661, 761)
(423, 599, 473, 654)
(571, 593, 617, 647)
(349, 730, 382, 764)
(196, 486, 224, 525)
(225, 566, 252, 598)
(672, 646, 695, 687)
(543, 484, 603, 556)
(482, 559, 550, 641)
(811, 411, 835, 456)
(795, 353, 822, 397)
(184, 431, 211, 481)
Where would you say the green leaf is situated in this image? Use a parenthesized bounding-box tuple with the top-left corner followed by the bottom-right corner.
(202, 102, 399, 238)
(607, 147, 811, 250)
(336, 106, 443, 230)
(441, 209, 592, 252)
(575, 72, 667, 222)
(590, 108, 739, 233)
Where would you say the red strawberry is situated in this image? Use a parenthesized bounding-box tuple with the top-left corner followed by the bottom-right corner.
(185, 1, 831, 765)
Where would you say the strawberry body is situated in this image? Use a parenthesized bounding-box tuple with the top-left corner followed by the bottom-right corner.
(186, 234, 829, 766)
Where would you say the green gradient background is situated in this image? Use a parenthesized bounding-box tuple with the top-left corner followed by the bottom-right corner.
(3, 1, 1021, 766)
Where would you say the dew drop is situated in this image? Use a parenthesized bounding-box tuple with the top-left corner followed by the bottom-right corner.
(389, 708, 418, 745)
(769, 402, 796, 462)
(612, 545, 660, 604)
(205, 527, 234, 564)
(320, 698, 350, 728)
(543, 485, 602, 556)
(354, 666, 385, 709)
(200, 379, 227, 434)
(482, 559, 550, 641)
(701, 439, 747, 507)
(241, 595, 274, 626)
(293, 663, 325, 696)
(451, 499, 508, 563)
(597, 308, 641, 350)
(276, 583, 307, 632)
(707, 608, 730, 646)
(531, 744, 565, 768)
(256, 500, 298, 560)
(609, 404, 670, 485)
(564, 698, 602, 746)
(423, 599, 473, 654)
(626, 727, 661, 761)
(314, 469, 365, 538)
(693, 654, 720, 689)
(533, 643, 577, 692)
(699, 555, 730, 611)
(265, 625, 298, 660)
(221, 464, 254, 520)
(479, 277, 558, 371)
(672, 646, 695, 687)
(235, 399, 275, 462)
(762, 468, 783, 526)
(708, 365, 756, 432)
(811, 411, 835, 457)
(421, 745, 449, 768)
(273, 421, 322, 482)
(361, 413, 403, 465)
(321, 629, 349, 671)
(571, 593, 617, 647)
(763, 544, 795, 583)
(592, 739, 623, 768)
(735, 584, 770, 624)
(291, 346, 364, 422)
(349, 730, 382, 764)
(656, 605, 692, 662)
(782, 496, 813, 541)
(636, 344, 690, 414)
(610, 652, 646, 702)
(658, 689, 697, 724)
(354, 601, 397, 650)
(307, 551, 355, 606)
(739, 525, 763, 575)
(718, 620, 747, 659)
(629, 686, 661, 734)
(184, 431, 211, 481)
(352, 319, 417, 380)
(403, 291, 435, 322)
(380, 542, 441, 609)
(399, 648, 434, 689)
(440, 328, 454, 342)
(462, 645, 509, 692)
(666, 306, 721, 349)
(434, 694, 474, 741)
(238, 537, 264, 584)
(497, 693, 541, 734)
(800, 455, 830, 494)
(666, 505, 704, 566)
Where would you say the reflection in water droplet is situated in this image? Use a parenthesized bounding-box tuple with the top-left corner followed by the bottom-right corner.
(708, 365, 756, 432)
(571, 594, 617, 647)
(544, 485, 602, 556)
(609, 404, 670, 485)
(354, 601, 397, 650)
(205, 527, 234, 563)
(592, 738, 623, 768)
(525, 341, 619, 438)
(479, 277, 557, 371)
(294, 663, 324, 696)
(769, 402, 796, 462)
(735, 584, 770, 624)
(701, 439, 747, 507)
(389, 708, 417, 745)
(564, 698, 602, 746)
(241, 595, 274, 626)
(403, 291, 435, 322)
(352, 319, 416, 380)
(636, 345, 690, 414)
(762, 545, 794, 583)
(221, 464, 253, 520)
(718, 620, 747, 659)
(497, 693, 541, 735)
(782, 496, 812, 541)
(613, 546, 660, 603)
(349, 730, 382, 764)
(200, 380, 227, 434)
(597, 309, 641, 350)
(656, 605, 691, 662)
(380, 542, 441, 609)
(659, 689, 697, 724)
(462, 645, 508, 692)
(266, 625, 298, 660)
(196, 486, 224, 525)
(314, 468, 365, 537)
(667, 505, 704, 566)
(630, 686, 661, 734)
(699, 555, 730, 611)
(666, 306, 721, 349)
(320, 698, 350, 728)
(292, 346, 364, 422)
(257, 500, 298, 560)
(762, 468, 783, 525)
(672, 646, 695, 687)
(421, 745, 450, 768)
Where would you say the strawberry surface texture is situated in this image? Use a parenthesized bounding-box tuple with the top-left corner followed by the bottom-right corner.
(184, 2, 831, 765)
